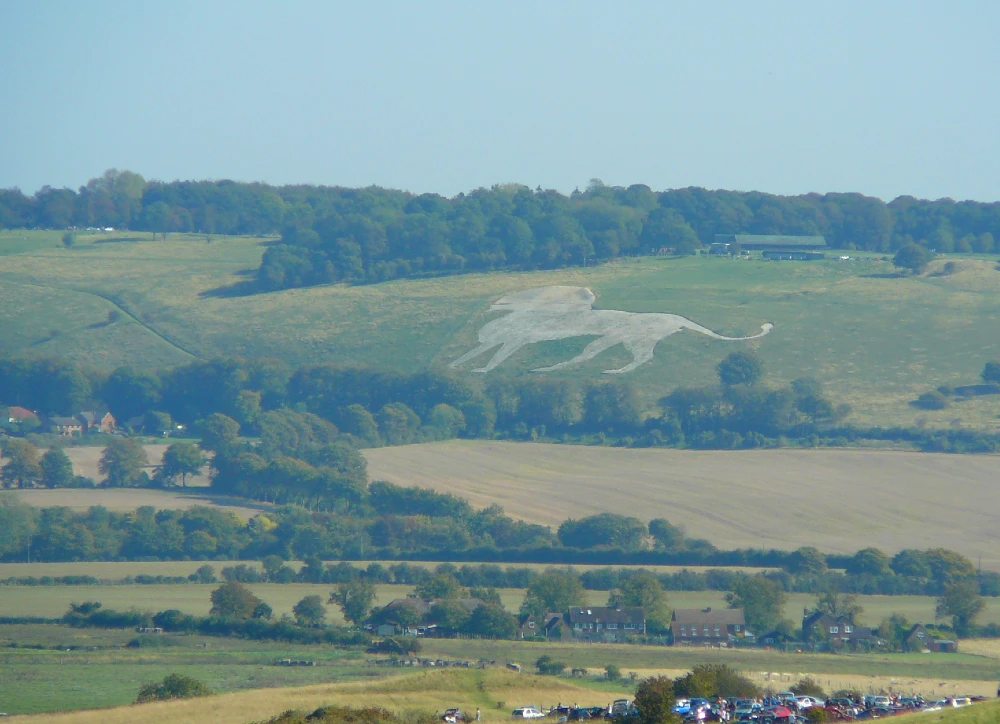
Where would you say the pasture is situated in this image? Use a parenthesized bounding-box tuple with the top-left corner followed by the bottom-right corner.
(365, 440, 1000, 570)
(3, 230, 1000, 428)
(1, 583, 996, 629)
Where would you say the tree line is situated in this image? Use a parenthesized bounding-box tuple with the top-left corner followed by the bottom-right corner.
(3, 171, 999, 291)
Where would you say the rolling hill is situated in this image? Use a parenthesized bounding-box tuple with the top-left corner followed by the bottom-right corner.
(3, 229, 1000, 428)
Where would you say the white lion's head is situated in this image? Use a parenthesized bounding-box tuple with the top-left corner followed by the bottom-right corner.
(491, 286, 596, 312)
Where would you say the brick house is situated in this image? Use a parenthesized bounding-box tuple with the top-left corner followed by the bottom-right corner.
(77, 410, 116, 434)
(904, 624, 957, 653)
(802, 610, 873, 645)
(49, 416, 84, 436)
(564, 606, 645, 642)
(671, 607, 745, 645)
(517, 612, 573, 641)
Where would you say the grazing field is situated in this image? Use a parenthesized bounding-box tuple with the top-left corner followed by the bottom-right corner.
(1, 668, 625, 723)
(4, 230, 1000, 427)
(1, 583, 996, 629)
(365, 441, 1000, 570)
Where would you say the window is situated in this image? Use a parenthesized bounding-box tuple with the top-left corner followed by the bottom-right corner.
(830, 626, 839, 634)
(624, 623, 635, 630)
(734, 625, 741, 632)
(917, 631, 925, 638)
(714, 626, 720, 637)
(574, 623, 581, 629)
(680, 625, 687, 637)
(844, 625, 853, 634)
(703, 627, 710, 636)
(607, 623, 617, 630)
(528, 622, 535, 629)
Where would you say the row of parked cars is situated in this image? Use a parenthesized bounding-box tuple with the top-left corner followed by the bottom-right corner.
(675, 693, 981, 723)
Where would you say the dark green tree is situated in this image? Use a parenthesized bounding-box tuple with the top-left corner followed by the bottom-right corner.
(633, 675, 679, 724)
(893, 242, 932, 274)
(0, 496, 36, 558)
(98, 438, 149, 487)
(649, 519, 686, 551)
(157, 442, 206, 487)
(520, 570, 584, 617)
(292, 595, 327, 626)
(197, 413, 240, 452)
(787, 547, 827, 575)
(982, 361, 1000, 385)
(535, 654, 567, 676)
(415, 573, 462, 600)
(725, 576, 787, 633)
(558, 512, 646, 549)
(936, 579, 984, 636)
(40, 447, 74, 488)
(209, 581, 262, 620)
(1, 439, 41, 489)
(329, 578, 377, 627)
(717, 351, 763, 387)
(464, 602, 517, 638)
(845, 547, 891, 576)
(136, 673, 212, 704)
(609, 571, 671, 633)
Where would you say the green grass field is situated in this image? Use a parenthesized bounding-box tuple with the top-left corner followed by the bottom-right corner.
(4, 230, 1000, 428)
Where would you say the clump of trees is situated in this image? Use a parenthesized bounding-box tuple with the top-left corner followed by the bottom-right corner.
(136, 674, 212, 704)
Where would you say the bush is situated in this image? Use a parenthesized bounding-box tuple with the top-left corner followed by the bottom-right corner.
(913, 391, 949, 410)
(790, 676, 827, 698)
(536, 655, 566, 676)
(803, 709, 827, 724)
(606, 664, 622, 681)
(135, 673, 212, 703)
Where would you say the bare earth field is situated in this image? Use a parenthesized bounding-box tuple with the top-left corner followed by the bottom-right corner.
(365, 441, 1000, 570)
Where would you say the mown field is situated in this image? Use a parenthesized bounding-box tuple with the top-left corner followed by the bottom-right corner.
(2, 583, 996, 629)
(366, 440, 1000, 570)
(4, 230, 1000, 428)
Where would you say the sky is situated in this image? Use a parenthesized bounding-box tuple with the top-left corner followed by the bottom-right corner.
(2, 1, 999, 201)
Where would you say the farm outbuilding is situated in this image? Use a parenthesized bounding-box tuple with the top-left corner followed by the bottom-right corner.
(714, 234, 827, 251)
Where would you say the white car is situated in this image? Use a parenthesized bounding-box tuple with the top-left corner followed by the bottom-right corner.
(794, 697, 824, 710)
(512, 708, 545, 719)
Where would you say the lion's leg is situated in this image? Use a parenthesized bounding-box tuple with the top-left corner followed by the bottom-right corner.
(603, 337, 661, 374)
(473, 340, 528, 373)
(449, 341, 498, 369)
(533, 336, 622, 372)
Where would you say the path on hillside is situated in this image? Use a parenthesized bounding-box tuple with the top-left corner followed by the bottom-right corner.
(0, 274, 201, 359)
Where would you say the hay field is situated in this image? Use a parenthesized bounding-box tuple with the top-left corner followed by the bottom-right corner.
(364, 441, 1000, 570)
(5, 231, 1000, 427)
(2, 584, 995, 628)
(10, 487, 262, 519)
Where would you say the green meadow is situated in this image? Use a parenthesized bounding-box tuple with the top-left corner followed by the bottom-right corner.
(3, 229, 1000, 428)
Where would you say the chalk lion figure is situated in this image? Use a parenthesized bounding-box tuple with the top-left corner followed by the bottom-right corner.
(449, 286, 773, 375)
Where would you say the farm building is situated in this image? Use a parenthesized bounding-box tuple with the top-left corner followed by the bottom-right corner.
(714, 234, 827, 251)
(671, 607, 745, 645)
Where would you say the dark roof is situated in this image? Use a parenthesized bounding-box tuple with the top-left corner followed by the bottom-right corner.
(384, 597, 485, 617)
(672, 607, 745, 625)
(715, 234, 827, 249)
(50, 416, 82, 427)
(566, 606, 644, 625)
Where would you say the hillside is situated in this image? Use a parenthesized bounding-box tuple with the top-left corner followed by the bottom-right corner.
(3, 230, 1000, 428)
(365, 440, 1000, 570)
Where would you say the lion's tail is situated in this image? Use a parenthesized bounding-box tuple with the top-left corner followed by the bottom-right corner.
(686, 321, 774, 341)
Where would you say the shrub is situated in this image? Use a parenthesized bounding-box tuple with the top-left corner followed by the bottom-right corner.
(913, 391, 948, 410)
(135, 673, 212, 703)
(790, 676, 827, 698)
(536, 655, 566, 676)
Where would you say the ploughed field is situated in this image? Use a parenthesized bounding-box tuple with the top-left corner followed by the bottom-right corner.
(4, 230, 1000, 428)
(365, 441, 1000, 570)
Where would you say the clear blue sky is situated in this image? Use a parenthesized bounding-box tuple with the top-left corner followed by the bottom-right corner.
(2, 1, 998, 201)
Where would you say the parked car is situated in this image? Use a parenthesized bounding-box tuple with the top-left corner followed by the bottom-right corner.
(513, 709, 545, 719)
(442, 709, 464, 723)
(610, 700, 632, 717)
(793, 697, 824, 710)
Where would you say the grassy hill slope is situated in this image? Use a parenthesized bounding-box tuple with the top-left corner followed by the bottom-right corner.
(4, 230, 1000, 428)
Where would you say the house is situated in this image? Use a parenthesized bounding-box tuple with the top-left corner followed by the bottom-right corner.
(760, 628, 796, 647)
(714, 234, 827, 251)
(375, 597, 486, 634)
(517, 612, 574, 641)
(6, 406, 39, 424)
(77, 410, 116, 434)
(671, 607, 745, 645)
(802, 609, 873, 646)
(904, 624, 957, 653)
(563, 606, 645, 642)
(48, 416, 84, 436)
